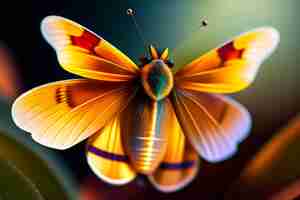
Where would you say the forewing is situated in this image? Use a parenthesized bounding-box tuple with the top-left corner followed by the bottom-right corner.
(12, 79, 137, 149)
(41, 16, 139, 81)
(174, 27, 279, 93)
(86, 115, 136, 185)
(171, 89, 251, 162)
(148, 107, 199, 193)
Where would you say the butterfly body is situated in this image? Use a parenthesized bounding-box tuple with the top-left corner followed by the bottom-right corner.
(122, 96, 170, 174)
(12, 15, 280, 193)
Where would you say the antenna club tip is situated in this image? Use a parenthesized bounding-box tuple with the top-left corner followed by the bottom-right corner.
(201, 19, 208, 27)
(126, 8, 134, 16)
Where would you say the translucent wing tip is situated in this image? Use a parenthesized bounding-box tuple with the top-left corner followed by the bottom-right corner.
(200, 145, 238, 163)
(41, 15, 59, 34)
(40, 15, 66, 30)
(256, 26, 280, 41)
(40, 15, 65, 49)
(223, 95, 252, 142)
(253, 26, 280, 55)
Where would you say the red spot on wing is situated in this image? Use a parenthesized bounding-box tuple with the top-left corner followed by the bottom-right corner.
(71, 30, 100, 53)
(217, 41, 244, 61)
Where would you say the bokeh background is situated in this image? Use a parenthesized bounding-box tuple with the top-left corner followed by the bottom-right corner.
(1, 0, 300, 199)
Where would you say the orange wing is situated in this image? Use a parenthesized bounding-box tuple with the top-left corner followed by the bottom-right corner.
(41, 16, 139, 81)
(171, 89, 251, 162)
(148, 106, 199, 193)
(174, 27, 279, 93)
(86, 115, 136, 185)
(12, 79, 137, 149)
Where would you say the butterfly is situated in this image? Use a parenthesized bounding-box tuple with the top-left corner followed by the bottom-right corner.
(11, 15, 279, 192)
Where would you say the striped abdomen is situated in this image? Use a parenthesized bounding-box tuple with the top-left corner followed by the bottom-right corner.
(122, 94, 173, 174)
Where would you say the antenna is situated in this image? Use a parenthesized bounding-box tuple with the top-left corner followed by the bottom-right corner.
(188, 18, 208, 34)
(172, 17, 208, 71)
(200, 18, 208, 28)
(126, 8, 148, 50)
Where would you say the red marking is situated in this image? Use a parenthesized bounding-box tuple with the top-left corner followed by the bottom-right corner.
(71, 30, 100, 52)
(217, 42, 244, 61)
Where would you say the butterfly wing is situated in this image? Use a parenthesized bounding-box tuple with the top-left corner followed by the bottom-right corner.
(148, 107, 199, 193)
(174, 27, 279, 93)
(86, 115, 136, 185)
(12, 79, 137, 149)
(41, 16, 139, 81)
(171, 89, 251, 162)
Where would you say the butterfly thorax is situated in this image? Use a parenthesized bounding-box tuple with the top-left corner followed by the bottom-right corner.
(140, 46, 174, 101)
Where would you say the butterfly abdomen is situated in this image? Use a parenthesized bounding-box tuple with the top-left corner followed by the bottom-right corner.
(122, 98, 169, 174)
(129, 131, 167, 174)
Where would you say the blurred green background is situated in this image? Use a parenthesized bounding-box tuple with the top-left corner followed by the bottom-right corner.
(0, 0, 300, 199)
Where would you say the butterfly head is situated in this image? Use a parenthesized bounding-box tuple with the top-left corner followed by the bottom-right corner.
(140, 45, 174, 101)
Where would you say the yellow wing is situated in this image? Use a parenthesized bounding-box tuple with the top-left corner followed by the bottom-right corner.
(148, 107, 199, 193)
(171, 89, 251, 162)
(41, 16, 139, 82)
(86, 115, 136, 185)
(12, 79, 137, 149)
(121, 92, 173, 174)
(174, 27, 279, 93)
